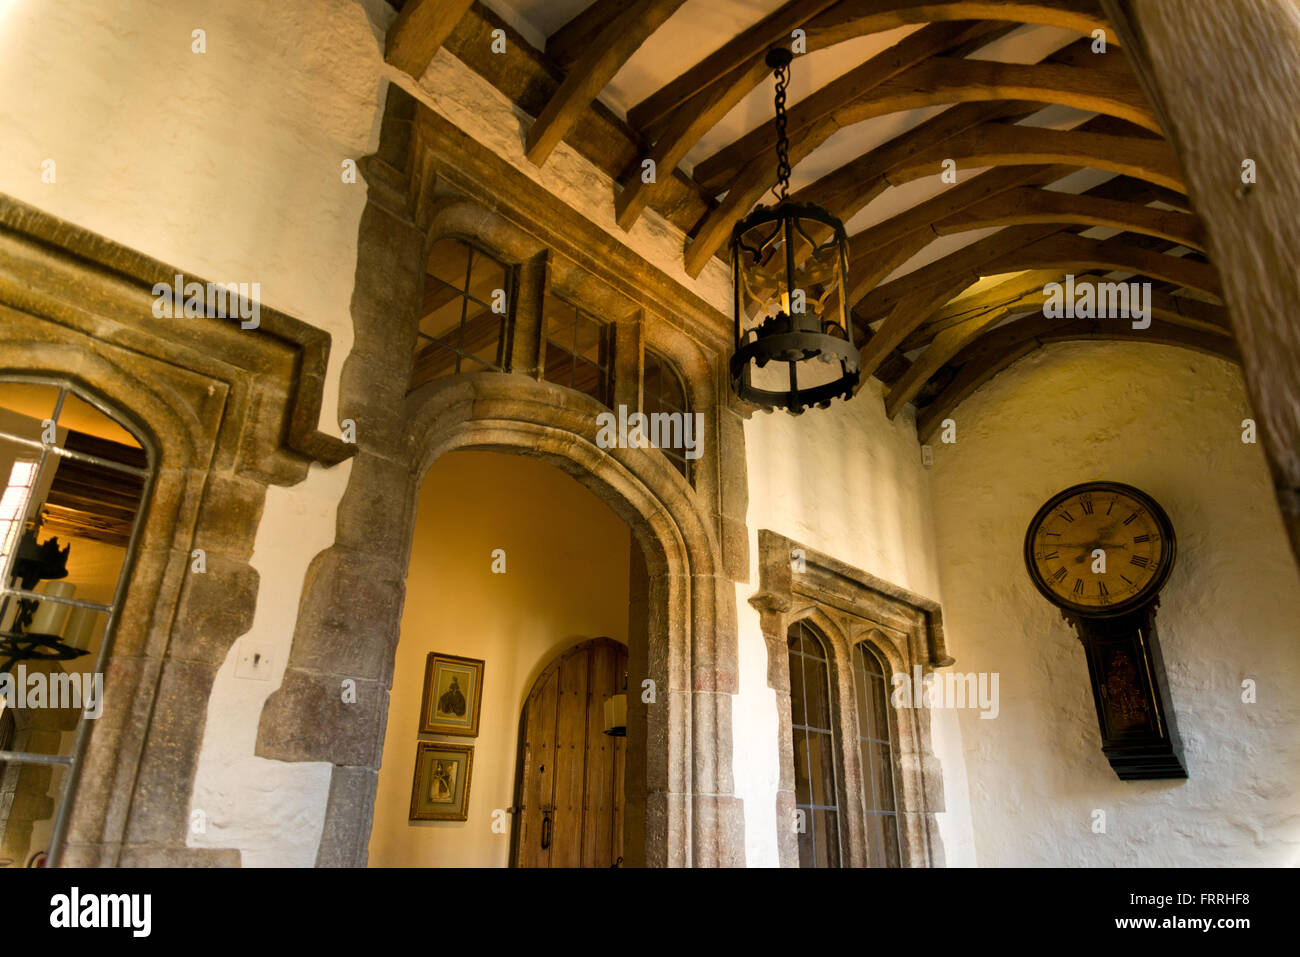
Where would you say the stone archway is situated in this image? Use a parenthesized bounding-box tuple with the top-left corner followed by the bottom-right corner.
(259, 372, 743, 867)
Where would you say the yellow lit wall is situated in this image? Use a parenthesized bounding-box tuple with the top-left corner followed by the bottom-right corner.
(368, 450, 631, 867)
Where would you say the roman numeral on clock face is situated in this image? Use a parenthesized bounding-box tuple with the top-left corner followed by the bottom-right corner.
(1072, 578, 1084, 595)
(1080, 496, 1094, 515)
(1130, 555, 1150, 568)
(1123, 510, 1143, 526)
(1043, 550, 1059, 560)
(1098, 582, 1110, 603)
(1059, 509, 1074, 523)
(1051, 567, 1068, 583)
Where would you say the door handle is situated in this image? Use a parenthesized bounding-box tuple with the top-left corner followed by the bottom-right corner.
(540, 804, 555, 850)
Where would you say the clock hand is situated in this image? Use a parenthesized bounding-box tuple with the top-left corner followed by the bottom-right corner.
(1052, 542, 1130, 549)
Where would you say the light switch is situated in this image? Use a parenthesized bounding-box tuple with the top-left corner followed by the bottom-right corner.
(235, 642, 273, 681)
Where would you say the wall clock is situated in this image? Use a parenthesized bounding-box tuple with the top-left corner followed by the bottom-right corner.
(1025, 481, 1187, 780)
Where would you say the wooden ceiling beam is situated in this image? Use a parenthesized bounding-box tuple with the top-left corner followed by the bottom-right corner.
(804, 0, 1111, 49)
(883, 122, 1186, 193)
(886, 272, 1231, 414)
(855, 173, 1189, 317)
(785, 38, 1118, 224)
(684, 54, 1154, 275)
(885, 306, 1016, 416)
(854, 177, 1215, 381)
(790, 101, 1043, 221)
(857, 274, 992, 386)
(857, 221, 1065, 318)
(630, 0, 1110, 136)
(694, 52, 1156, 191)
(525, 0, 688, 166)
(441, 4, 712, 236)
(849, 163, 1067, 264)
(933, 187, 1205, 249)
(615, 57, 770, 231)
(681, 22, 1011, 277)
(385, 0, 476, 78)
(898, 267, 1064, 351)
(615, 20, 1022, 232)
(693, 20, 1003, 190)
(982, 232, 1223, 299)
(546, 0, 639, 70)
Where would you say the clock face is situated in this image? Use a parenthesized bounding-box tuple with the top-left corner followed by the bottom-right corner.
(1025, 483, 1175, 615)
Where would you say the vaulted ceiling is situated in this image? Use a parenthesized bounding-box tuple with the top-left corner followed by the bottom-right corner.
(383, 0, 1236, 437)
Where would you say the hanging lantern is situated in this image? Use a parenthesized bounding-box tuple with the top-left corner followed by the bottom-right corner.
(729, 49, 859, 413)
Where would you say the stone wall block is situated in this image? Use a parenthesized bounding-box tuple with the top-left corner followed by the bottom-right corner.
(117, 846, 242, 867)
(315, 766, 379, 867)
(133, 466, 187, 554)
(333, 452, 415, 556)
(121, 659, 218, 847)
(167, 554, 259, 665)
(293, 547, 404, 681)
(63, 655, 163, 847)
(191, 470, 267, 560)
(255, 668, 386, 767)
(339, 351, 410, 458)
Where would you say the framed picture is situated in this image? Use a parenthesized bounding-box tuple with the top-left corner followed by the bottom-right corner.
(419, 653, 484, 736)
(409, 741, 474, 822)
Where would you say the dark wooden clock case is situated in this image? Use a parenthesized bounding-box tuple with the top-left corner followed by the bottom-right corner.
(1025, 482, 1187, 781)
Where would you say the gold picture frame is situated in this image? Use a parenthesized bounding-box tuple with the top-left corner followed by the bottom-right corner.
(419, 652, 484, 736)
(409, 741, 474, 821)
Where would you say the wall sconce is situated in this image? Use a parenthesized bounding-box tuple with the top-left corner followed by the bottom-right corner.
(603, 670, 628, 736)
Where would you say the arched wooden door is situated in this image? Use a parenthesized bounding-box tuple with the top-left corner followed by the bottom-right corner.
(510, 637, 627, 867)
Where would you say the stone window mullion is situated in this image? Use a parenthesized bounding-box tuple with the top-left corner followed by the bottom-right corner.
(507, 250, 547, 378)
(611, 312, 642, 413)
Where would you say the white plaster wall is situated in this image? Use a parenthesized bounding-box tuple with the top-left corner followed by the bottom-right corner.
(929, 342, 1300, 866)
(733, 380, 979, 867)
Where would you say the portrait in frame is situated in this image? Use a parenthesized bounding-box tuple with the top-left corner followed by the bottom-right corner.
(419, 653, 484, 736)
(409, 741, 474, 822)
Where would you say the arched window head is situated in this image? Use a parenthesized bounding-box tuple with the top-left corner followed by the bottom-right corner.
(853, 639, 902, 867)
(412, 237, 513, 390)
(787, 619, 841, 867)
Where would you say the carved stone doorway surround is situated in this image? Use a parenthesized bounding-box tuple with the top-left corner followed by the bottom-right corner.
(750, 530, 951, 868)
(255, 86, 749, 867)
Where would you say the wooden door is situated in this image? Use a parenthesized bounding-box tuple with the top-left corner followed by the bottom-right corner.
(511, 637, 626, 867)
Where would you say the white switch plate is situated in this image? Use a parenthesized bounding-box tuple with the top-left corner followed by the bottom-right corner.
(920, 444, 934, 468)
(235, 642, 273, 681)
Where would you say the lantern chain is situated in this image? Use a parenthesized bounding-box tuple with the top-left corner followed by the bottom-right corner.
(773, 59, 791, 200)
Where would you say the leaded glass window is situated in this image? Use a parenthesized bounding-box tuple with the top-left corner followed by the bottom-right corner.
(788, 620, 841, 868)
(853, 641, 902, 867)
